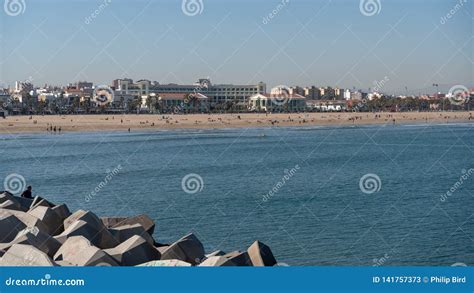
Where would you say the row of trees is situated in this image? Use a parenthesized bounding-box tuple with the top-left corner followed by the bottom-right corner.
(2, 94, 472, 115)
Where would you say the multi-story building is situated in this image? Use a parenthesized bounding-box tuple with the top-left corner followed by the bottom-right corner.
(113, 78, 266, 106)
(289, 86, 305, 96)
(304, 86, 320, 100)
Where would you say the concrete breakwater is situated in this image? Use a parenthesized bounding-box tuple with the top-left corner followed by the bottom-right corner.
(0, 191, 278, 267)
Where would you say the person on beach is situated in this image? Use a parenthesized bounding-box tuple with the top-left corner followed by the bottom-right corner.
(21, 186, 33, 199)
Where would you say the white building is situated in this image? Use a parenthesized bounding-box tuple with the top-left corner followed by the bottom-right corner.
(248, 92, 306, 112)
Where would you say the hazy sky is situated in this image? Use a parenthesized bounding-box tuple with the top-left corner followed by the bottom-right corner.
(1, 0, 472, 94)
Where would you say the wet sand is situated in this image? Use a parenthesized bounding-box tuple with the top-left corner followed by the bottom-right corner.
(0, 112, 472, 134)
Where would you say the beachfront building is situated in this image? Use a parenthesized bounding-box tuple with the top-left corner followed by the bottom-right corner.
(113, 78, 266, 107)
(158, 93, 209, 113)
(248, 92, 306, 112)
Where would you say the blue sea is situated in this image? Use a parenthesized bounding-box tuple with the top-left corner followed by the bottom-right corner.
(1, 123, 473, 266)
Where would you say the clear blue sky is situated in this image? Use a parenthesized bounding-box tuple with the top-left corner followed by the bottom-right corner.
(1, 0, 472, 94)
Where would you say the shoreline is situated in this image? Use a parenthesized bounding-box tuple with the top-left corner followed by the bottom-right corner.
(0, 112, 472, 134)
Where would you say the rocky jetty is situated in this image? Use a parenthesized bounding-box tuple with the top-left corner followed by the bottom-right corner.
(0, 191, 278, 267)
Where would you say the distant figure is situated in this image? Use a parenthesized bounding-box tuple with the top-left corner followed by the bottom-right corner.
(21, 186, 33, 199)
(58, 127, 61, 134)
(128, 128, 131, 132)
(53, 126, 57, 133)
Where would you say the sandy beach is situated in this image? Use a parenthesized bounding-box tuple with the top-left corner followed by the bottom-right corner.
(0, 112, 472, 134)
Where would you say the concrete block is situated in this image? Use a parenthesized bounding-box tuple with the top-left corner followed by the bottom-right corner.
(28, 206, 63, 235)
(247, 240, 277, 266)
(112, 215, 155, 235)
(54, 236, 118, 266)
(109, 224, 154, 245)
(137, 260, 191, 267)
(0, 244, 56, 266)
(104, 235, 160, 266)
(160, 233, 205, 265)
(0, 213, 26, 243)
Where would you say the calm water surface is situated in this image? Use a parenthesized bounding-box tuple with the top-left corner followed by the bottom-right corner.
(1, 123, 473, 265)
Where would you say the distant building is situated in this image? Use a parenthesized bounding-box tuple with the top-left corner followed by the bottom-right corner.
(248, 91, 306, 112)
(14, 81, 33, 94)
(290, 86, 305, 96)
(114, 78, 265, 106)
(158, 93, 209, 113)
(304, 86, 320, 100)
